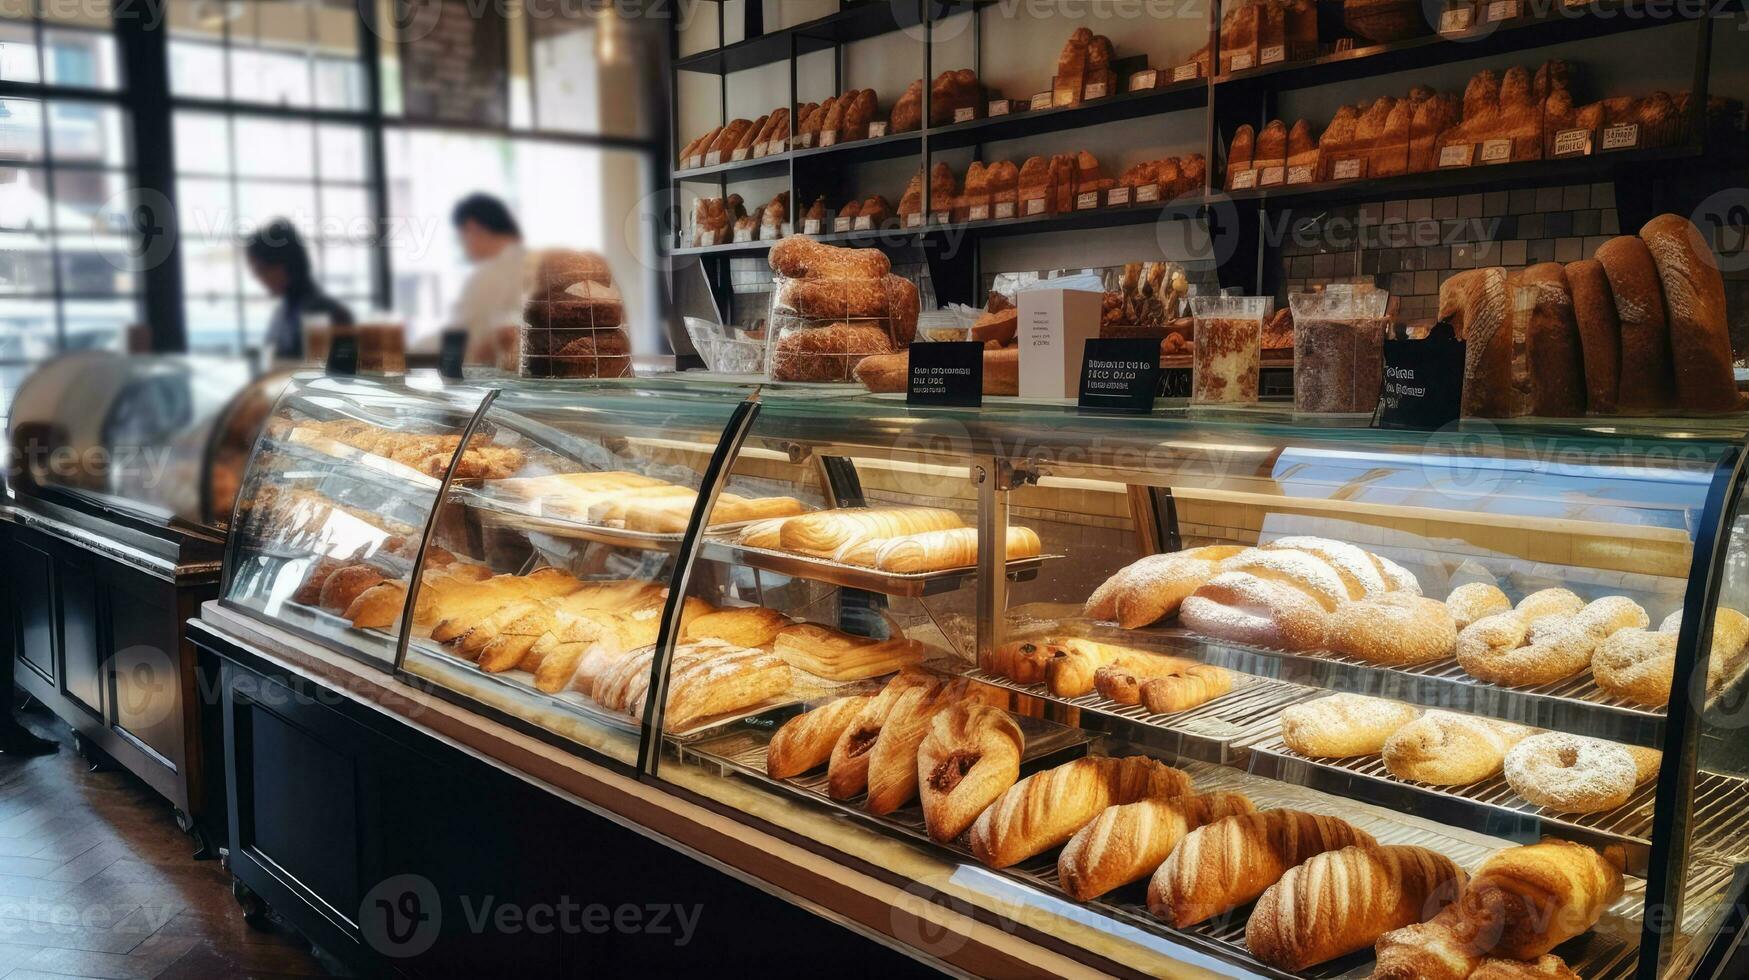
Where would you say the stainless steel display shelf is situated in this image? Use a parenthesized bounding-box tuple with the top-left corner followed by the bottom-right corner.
(261, 433, 446, 492)
(698, 540, 1055, 597)
(455, 488, 695, 551)
(961, 667, 1321, 766)
(1069, 616, 1665, 748)
(1247, 735, 1749, 879)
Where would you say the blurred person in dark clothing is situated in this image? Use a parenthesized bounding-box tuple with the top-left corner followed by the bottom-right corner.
(246, 219, 354, 360)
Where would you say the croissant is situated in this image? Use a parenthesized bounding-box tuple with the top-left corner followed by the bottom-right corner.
(970, 756, 1193, 868)
(1247, 844, 1467, 972)
(825, 671, 937, 799)
(917, 702, 1023, 842)
(1147, 809, 1377, 927)
(1058, 792, 1255, 900)
(767, 696, 870, 778)
(866, 680, 973, 815)
(1457, 839, 1624, 960)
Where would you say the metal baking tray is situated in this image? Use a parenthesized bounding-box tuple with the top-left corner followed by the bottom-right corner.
(268, 432, 446, 491)
(960, 667, 1322, 765)
(455, 485, 776, 551)
(1246, 734, 1749, 878)
(1060, 613, 1667, 748)
(697, 540, 1056, 597)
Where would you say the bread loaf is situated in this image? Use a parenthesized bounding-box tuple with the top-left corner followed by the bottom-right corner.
(1565, 258, 1620, 413)
(1595, 235, 1674, 412)
(1641, 213, 1739, 412)
(1058, 792, 1256, 900)
(1247, 844, 1466, 972)
(778, 506, 963, 555)
(1510, 263, 1586, 416)
(1147, 809, 1377, 927)
(970, 756, 1193, 868)
(1441, 267, 1511, 418)
(890, 78, 923, 133)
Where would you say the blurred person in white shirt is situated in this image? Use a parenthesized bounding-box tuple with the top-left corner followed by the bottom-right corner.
(450, 194, 527, 363)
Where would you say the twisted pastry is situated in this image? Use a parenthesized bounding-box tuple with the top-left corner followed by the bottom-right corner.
(970, 756, 1192, 868)
(917, 702, 1023, 843)
(1382, 711, 1536, 785)
(1146, 809, 1376, 928)
(1246, 844, 1466, 972)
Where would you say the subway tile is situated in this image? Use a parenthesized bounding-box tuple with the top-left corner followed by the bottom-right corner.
(1544, 211, 1573, 238)
(1535, 186, 1566, 212)
(1483, 190, 1510, 215)
(1388, 272, 1415, 295)
(1591, 182, 1615, 208)
(1413, 270, 1439, 294)
(1573, 209, 1600, 237)
(1332, 253, 1356, 277)
(1527, 238, 1556, 264)
(1473, 240, 1501, 265)
(1458, 193, 1484, 218)
(1424, 247, 1449, 270)
(1312, 252, 1336, 277)
(1450, 243, 1477, 269)
(1518, 213, 1544, 239)
(1554, 237, 1584, 262)
(1563, 184, 1591, 211)
(1357, 202, 1383, 226)
(1384, 199, 1409, 222)
(1508, 188, 1538, 213)
(1601, 208, 1620, 235)
(1583, 236, 1613, 256)
(1502, 239, 1528, 266)
(1432, 196, 1458, 219)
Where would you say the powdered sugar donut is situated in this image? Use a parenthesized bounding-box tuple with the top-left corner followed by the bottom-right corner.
(1504, 732, 1637, 813)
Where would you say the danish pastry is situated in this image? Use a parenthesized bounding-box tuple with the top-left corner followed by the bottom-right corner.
(767, 696, 870, 778)
(1383, 710, 1536, 785)
(916, 702, 1024, 842)
(1140, 663, 1233, 714)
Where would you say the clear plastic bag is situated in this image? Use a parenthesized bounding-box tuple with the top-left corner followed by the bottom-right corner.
(1290, 288, 1389, 414)
(1190, 295, 1269, 406)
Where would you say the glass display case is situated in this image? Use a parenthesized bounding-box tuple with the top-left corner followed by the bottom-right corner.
(212, 376, 1749, 979)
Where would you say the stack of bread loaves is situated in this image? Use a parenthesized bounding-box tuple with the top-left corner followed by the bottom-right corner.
(522, 249, 629, 379)
(767, 237, 919, 382)
(1438, 213, 1741, 417)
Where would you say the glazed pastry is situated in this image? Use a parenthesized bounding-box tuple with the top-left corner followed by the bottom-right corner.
(1246, 844, 1466, 972)
(916, 702, 1024, 842)
(1088, 651, 1201, 704)
(766, 696, 871, 778)
(1057, 792, 1255, 901)
(1081, 545, 1246, 628)
(969, 756, 1193, 868)
(683, 606, 790, 648)
(1147, 809, 1377, 928)
(773, 623, 927, 681)
(980, 637, 1059, 686)
(855, 526, 1039, 574)
(1383, 711, 1536, 785)
(1327, 593, 1457, 665)
(1504, 732, 1639, 813)
(1447, 582, 1512, 630)
(1280, 693, 1421, 758)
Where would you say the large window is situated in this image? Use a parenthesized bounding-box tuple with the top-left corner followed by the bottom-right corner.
(166, 0, 363, 110)
(0, 2, 138, 413)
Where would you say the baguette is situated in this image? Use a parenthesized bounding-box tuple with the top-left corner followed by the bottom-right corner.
(969, 756, 1193, 868)
(1146, 809, 1377, 927)
(662, 645, 792, 731)
(1246, 844, 1466, 972)
(1057, 792, 1255, 900)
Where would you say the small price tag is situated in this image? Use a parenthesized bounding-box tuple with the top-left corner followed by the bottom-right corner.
(834, 216, 853, 233)
(1053, 86, 1076, 107)
(795, 133, 814, 149)
(751, 142, 768, 159)
(1260, 44, 1285, 64)
(969, 204, 990, 221)
(954, 106, 976, 123)
(1287, 164, 1315, 184)
(854, 215, 874, 231)
(1259, 165, 1285, 186)
(990, 99, 1011, 116)
(438, 329, 467, 381)
(905, 212, 923, 228)
(1552, 128, 1592, 156)
(682, 155, 702, 170)
(760, 223, 781, 240)
(765, 140, 785, 157)
(932, 210, 952, 225)
(1078, 338, 1162, 414)
(1107, 186, 1132, 206)
(1076, 191, 1100, 210)
(1439, 143, 1475, 167)
(1480, 138, 1513, 163)
(1602, 123, 1640, 150)
(732, 225, 753, 243)
(907, 341, 983, 407)
(1486, 0, 1518, 20)
(1084, 80, 1108, 99)
(703, 150, 723, 166)
(326, 331, 358, 376)
(1025, 198, 1047, 216)
(1229, 51, 1255, 71)
(1135, 183, 1161, 203)
(1439, 6, 1473, 31)
(1129, 69, 1158, 91)
(994, 202, 1017, 219)
(820, 130, 838, 147)
(729, 146, 750, 161)
(1230, 169, 1258, 189)
(1030, 92, 1053, 110)
(1172, 63, 1201, 83)
(1332, 158, 1363, 180)
(803, 218, 822, 235)
(867, 121, 887, 138)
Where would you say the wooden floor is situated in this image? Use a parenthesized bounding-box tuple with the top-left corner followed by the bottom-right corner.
(0, 707, 333, 979)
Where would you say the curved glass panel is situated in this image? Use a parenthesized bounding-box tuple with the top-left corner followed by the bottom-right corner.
(222, 373, 490, 669)
(399, 380, 748, 766)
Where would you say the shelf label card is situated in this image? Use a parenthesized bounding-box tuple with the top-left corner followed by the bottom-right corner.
(1078, 338, 1162, 414)
(969, 204, 990, 221)
(820, 130, 838, 147)
(703, 150, 723, 167)
(1229, 51, 1254, 71)
(766, 140, 786, 156)
(795, 133, 814, 149)
(931, 210, 952, 225)
(732, 225, 753, 243)
(908, 341, 983, 407)
(751, 142, 769, 159)
(905, 212, 923, 228)
(326, 331, 358, 377)
(1084, 80, 1108, 100)
(1378, 322, 1465, 430)
(1030, 92, 1054, 111)
(803, 218, 822, 235)
(729, 146, 750, 161)
(854, 215, 874, 231)
(1076, 191, 1100, 210)
(760, 222, 781, 240)
(1259, 165, 1285, 186)
(1129, 69, 1158, 91)
(994, 201, 1017, 219)
(1602, 122, 1639, 150)
(1287, 164, 1316, 184)
(989, 99, 1011, 116)
(1135, 183, 1161, 203)
(682, 155, 701, 170)
(1230, 168, 1258, 189)
(1439, 6, 1473, 31)
(1332, 158, 1363, 179)
(1025, 197, 1047, 216)
(1107, 186, 1132, 206)
(1552, 128, 1592, 157)
(1172, 62, 1201, 83)
(867, 121, 887, 138)
(953, 106, 976, 123)
(1439, 142, 1476, 167)
(1260, 44, 1285, 64)
(1486, 0, 1519, 19)
(438, 329, 466, 381)
(1480, 138, 1513, 163)
(833, 216, 853, 233)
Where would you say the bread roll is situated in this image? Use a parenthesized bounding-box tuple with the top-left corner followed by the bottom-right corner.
(1247, 844, 1466, 972)
(1147, 809, 1377, 927)
(1383, 711, 1536, 785)
(1281, 693, 1420, 757)
(969, 756, 1192, 868)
